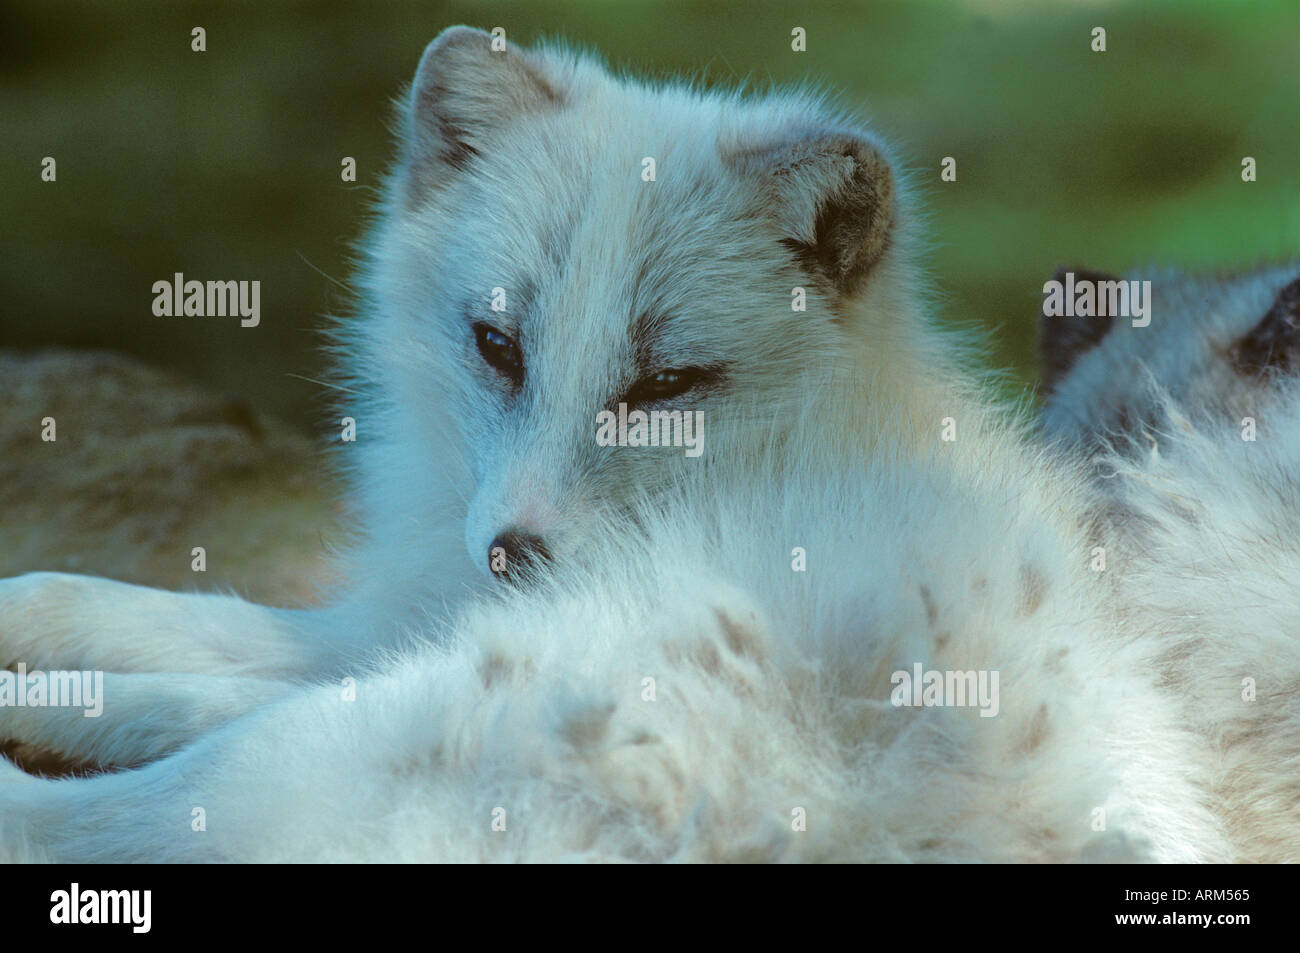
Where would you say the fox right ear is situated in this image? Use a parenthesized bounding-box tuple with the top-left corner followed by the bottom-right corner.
(404, 27, 567, 189)
(725, 128, 896, 297)
(1229, 273, 1300, 376)
(1039, 266, 1120, 393)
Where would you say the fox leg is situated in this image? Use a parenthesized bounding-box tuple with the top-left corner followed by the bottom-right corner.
(0, 671, 298, 770)
(0, 747, 220, 862)
(0, 572, 344, 678)
(0, 677, 366, 863)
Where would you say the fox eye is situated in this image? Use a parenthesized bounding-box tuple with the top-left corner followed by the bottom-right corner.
(623, 367, 712, 406)
(473, 323, 523, 387)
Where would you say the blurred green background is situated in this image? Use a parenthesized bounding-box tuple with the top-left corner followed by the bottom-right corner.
(3, 0, 1297, 429)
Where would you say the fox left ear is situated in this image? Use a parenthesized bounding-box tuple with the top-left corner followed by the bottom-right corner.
(726, 128, 896, 296)
(1229, 274, 1300, 375)
(403, 26, 568, 193)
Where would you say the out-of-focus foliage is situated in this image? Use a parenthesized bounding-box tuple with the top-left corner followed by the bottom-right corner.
(3, 0, 1297, 426)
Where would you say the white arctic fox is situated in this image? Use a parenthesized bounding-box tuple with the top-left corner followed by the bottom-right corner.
(0, 28, 1287, 862)
(0, 24, 924, 683)
(1041, 262, 1300, 863)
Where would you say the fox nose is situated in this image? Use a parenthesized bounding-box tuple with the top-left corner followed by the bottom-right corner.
(488, 530, 551, 581)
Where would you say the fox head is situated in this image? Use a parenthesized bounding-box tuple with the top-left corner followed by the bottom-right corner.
(1041, 262, 1300, 448)
(352, 26, 914, 583)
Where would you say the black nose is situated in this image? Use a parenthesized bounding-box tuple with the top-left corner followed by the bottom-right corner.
(488, 531, 551, 581)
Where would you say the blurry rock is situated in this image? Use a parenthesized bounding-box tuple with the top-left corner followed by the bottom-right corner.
(0, 348, 345, 607)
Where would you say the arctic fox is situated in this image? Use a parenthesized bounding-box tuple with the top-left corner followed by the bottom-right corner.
(1041, 262, 1300, 862)
(0, 29, 1285, 862)
(0, 24, 930, 685)
(1041, 262, 1300, 450)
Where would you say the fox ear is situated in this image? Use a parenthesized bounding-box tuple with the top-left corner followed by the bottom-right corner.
(1229, 274, 1300, 376)
(727, 129, 896, 296)
(1039, 266, 1120, 393)
(404, 27, 566, 187)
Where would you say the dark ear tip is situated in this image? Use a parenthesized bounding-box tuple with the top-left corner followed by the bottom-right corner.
(1274, 273, 1300, 311)
(736, 126, 895, 298)
(1230, 272, 1300, 375)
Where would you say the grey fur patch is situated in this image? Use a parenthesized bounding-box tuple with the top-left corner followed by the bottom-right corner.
(1019, 704, 1050, 755)
(919, 584, 938, 627)
(1016, 565, 1048, 618)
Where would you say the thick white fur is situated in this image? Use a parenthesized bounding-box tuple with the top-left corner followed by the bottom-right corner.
(1043, 263, 1300, 863)
(0, 406, 1228, 862)
(1097, 391, 1300, 863)
(0, 30, 1291, 862)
